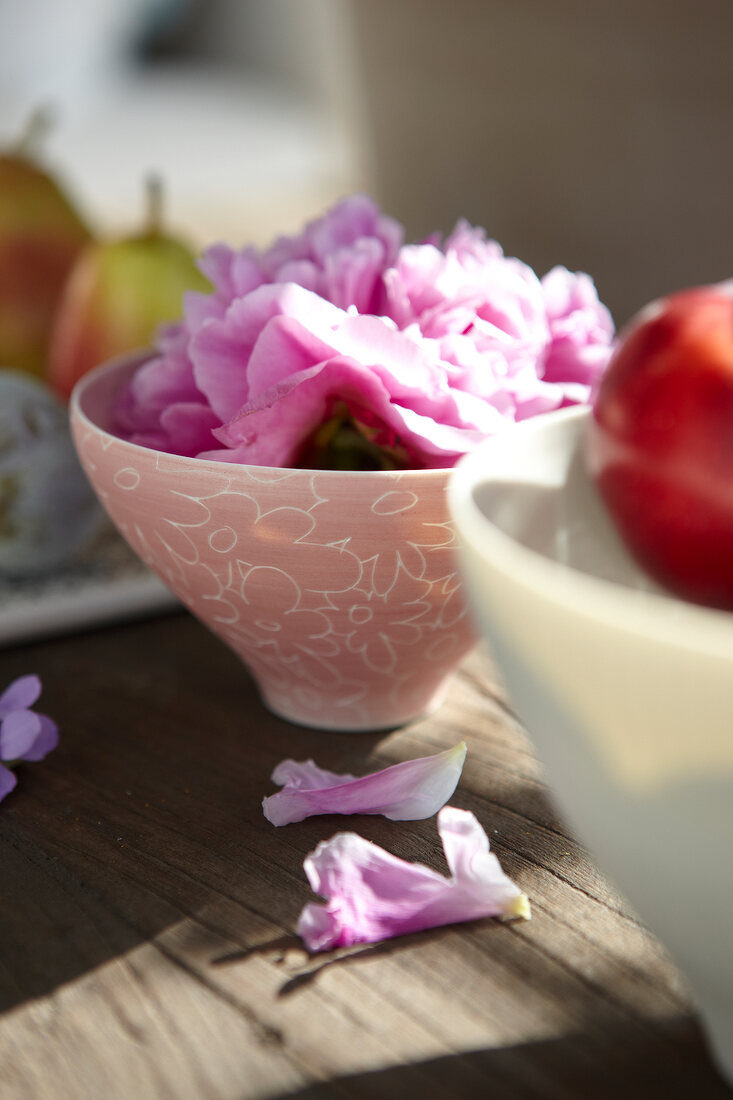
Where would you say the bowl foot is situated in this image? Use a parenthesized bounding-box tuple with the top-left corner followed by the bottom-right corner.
(256, 676, 454, 733)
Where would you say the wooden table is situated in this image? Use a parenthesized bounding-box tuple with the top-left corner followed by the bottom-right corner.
(1, 611, 729, 1099)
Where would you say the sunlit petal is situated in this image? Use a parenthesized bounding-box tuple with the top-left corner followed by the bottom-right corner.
(297, 806, 530, 952)
(263, 743, 467, 827)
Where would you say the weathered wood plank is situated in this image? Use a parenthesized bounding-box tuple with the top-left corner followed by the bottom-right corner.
(0, 614, 728, 1099)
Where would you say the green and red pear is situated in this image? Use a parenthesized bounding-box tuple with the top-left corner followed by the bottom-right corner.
(48, 177, 209, 401)
(0, 109, 92, 378)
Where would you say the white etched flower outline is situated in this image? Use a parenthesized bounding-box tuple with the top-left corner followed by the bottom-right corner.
(236, 563, 341, 669)
(305, 481, 446, 596)
(321, 567, 432, 674)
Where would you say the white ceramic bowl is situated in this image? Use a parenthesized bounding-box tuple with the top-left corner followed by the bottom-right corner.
(448, 405, 733, 1083)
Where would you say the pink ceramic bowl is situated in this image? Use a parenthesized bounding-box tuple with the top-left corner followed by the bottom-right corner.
(70, 353, 478, 731)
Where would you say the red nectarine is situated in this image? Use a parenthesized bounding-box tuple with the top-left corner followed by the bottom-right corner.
(586, 283, 733, 610)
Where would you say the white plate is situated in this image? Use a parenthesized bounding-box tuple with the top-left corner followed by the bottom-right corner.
(0, 524, 179, 647)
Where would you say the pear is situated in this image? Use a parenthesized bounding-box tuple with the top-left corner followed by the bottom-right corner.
(48, 177, 209, 401)
(0, 109, 92, 378)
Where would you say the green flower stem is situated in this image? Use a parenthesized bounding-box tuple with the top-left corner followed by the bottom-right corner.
(297, 405, 411, 471)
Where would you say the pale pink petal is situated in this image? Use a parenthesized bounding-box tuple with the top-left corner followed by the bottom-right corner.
(113, 344, 218, 455)
(231, 248, 268, 297)
(305, 194, 402, 267)
(158, 403, 221, 457)
(122, 427, 171, 452)
(321, 238, 390, 313)
(259, 230, 310, 279)
(298, 832, 447, 952)
(541, 266, 615, 386)
(439, 806, 530, 912)
(196, 242, 238, 297)
(274, 260, 321, 295)
(209, 356, 392, 466)
(444, 219, 504, 261)
(190, 284, 344, 423)
(211, 354, 486, 468)
(263, 743, 467, 826)
(182, 288, 228, 331)
(271, 758, 357, 789)
(113, 351, 204, 441)
(329, 313, 448, 398)
(243, 303, 345, 396)
(297, 806, 530, 953)
(190, 285, 298, 422)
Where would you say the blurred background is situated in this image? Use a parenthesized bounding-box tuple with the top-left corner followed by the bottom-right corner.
(1, 0, 732, 327)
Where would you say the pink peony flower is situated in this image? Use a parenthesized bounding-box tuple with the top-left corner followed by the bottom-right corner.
(198, 289, 500, 468)
(262, 743, 467, 826)
(111, 196, 614, 469)
(380, 221, 614, 422)
(540, 265, 615, 396)
(297, 806, 530, 953)
(112, 195, 403, 459)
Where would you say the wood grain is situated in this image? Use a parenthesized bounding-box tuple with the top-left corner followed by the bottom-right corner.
(0, 612, 729, 1099)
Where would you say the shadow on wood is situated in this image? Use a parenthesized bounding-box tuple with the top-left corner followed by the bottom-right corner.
(0, 613, 387, 1013)
(283, 1013, 731, 1100)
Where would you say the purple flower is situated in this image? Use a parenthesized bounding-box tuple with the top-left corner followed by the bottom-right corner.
(297, 806, 530, 953)
(263, 742, 467, 826)
(111, 197, 614, 469)
(0, 675, 59, 801)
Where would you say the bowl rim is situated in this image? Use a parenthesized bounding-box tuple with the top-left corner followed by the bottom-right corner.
(69, 351, 455, 484)
(448, 405, 733, 658)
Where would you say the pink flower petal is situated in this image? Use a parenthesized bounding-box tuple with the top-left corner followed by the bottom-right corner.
(197, 242, 239, 297)
(297, 806, 530, 952)
(271, 758, 357, 789)
(305, 194, 402, 266)
(158, 403, 221, 457)
(440, 805, 526, 904)
(208, 307, 499, 466)
(321, 239, 388, 313)
(211, 352, 489, 469)
(190, 284, 343, 423)
(111, 337, 209, 453)
(263, 743, 467, 826)
(243, 295, 345, 395)
(540, 266, 614, 386)
(129, 350, 200, 413)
